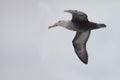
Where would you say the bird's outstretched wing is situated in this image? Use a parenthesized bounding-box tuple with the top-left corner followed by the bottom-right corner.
(64, 10, 88, 23)
(72, 31, 91, 64)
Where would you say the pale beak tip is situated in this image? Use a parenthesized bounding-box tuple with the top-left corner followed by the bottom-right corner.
(48, 26, 51, 29)
(48, 25, 54, 29)
(48, 23, 58, 29)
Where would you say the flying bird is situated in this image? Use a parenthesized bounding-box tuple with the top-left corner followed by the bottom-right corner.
(48, 10, 106, 64)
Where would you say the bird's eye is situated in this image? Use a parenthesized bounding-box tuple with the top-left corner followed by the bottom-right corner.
(58, 21, 61, 23)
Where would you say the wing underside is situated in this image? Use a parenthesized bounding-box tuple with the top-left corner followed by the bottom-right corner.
(72, 31, 91, 64)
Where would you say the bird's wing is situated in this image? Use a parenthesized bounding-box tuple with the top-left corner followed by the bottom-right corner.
(64, 10, 88, 23)
(72, 31, 91, 64)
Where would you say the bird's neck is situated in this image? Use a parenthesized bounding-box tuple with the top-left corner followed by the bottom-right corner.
(62, 21, 74, 28)
(60, 20, 70, 28)
(61, 21, 79, 31)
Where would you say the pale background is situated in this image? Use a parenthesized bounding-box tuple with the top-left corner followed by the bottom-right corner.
(0, 0, 120, 80)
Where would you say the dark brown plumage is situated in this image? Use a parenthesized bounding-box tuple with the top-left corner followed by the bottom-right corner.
(48, 10, 106, 64)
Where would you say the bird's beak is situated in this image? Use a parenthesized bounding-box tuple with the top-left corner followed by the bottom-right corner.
(48, 23, 58, 29)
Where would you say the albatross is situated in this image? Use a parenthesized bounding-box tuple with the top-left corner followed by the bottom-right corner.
(48, 10, 106, 64)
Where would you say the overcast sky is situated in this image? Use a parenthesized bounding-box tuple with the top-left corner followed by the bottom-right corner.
(0, 0, 120, 80)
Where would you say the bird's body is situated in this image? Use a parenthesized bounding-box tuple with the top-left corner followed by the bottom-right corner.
(59, 20, 105, 32)
(48, 10, 106, 64)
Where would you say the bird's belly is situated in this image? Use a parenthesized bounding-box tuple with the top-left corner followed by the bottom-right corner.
(66, 26, 87, 32)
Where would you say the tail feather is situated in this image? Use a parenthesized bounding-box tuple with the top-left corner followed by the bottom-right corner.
(97, 24, 106, 28)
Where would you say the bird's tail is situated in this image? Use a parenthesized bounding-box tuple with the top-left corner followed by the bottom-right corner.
(97, 23, 106, 28)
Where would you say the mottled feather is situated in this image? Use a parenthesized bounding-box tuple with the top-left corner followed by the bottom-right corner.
(72, 31, 91, 64)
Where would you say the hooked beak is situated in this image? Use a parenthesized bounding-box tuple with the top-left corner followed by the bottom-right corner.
(48, 23, 58, 29)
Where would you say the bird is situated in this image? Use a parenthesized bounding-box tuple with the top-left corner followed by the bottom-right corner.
(48, 10, 106, 64)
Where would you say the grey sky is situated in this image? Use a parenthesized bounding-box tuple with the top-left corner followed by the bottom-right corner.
(0, 0, 120, 80)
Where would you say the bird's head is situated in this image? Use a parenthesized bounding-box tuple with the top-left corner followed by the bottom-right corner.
(48, 20, 68, 29)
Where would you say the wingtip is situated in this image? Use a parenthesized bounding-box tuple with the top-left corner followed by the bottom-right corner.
(77, 53, 88, 64)
(64, 10, 73, 12)
(80, 58, 88, 64)
(64, 10, 78, 12)
(83, 61, 88, 64)
(64, 10, 69, 12)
